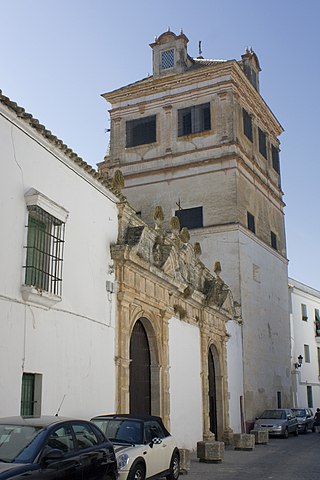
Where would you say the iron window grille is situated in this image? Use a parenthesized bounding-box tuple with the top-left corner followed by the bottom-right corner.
(243, 108, 253, 142)
(178, 103, 211, 137)
(161, 49, 174, 70)
(258, 127, 267, 159)
(21, 373, 35, 416)
(175, 206, 203, 230)
(126, 115, 156, 148)
(24, 205, 65, 296)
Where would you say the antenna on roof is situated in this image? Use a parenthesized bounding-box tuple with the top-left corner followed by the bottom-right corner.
(198, 41, 203, 59)
(55, 394, 66, 416)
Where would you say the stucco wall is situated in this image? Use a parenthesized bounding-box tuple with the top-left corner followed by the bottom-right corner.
(168, 317, 202, 450)
(0, 105, 118, 418)
(226, 319, 244, 433)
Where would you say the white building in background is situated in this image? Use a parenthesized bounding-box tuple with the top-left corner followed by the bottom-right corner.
(0, 90, 120, 419)
(289, 278, 320, 409)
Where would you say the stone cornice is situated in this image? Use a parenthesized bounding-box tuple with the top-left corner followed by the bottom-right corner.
(103, 61, 282, 136)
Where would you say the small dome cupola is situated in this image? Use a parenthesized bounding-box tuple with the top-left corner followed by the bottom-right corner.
(241, 47, 261, 91)
(150, 29, 189, 78)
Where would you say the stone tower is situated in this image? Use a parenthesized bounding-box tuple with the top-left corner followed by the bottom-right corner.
(99, 30, 291, 428)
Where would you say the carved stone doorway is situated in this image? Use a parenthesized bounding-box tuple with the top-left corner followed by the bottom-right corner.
(208, 347, 218, 436)
(129, 320, 151, 414)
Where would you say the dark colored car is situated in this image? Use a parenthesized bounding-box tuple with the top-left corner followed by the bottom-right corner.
(0, 415, 118, 479)
(91, 414, 179, 480)
(253, 408, 299, 438)
(291, 408, 315, 434)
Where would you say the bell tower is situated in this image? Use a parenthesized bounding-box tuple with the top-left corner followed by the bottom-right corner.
(99, 31, 291, 429)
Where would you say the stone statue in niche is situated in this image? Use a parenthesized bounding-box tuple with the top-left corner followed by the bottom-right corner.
(205, 261, 229, 308)
(152, 240, 163, 266)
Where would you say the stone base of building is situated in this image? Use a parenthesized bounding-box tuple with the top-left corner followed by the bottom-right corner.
(250, 429, 269, 444)
(197, 440, 225, 463)
(233, 433, 255, 450)
(179, 449, 191, 474)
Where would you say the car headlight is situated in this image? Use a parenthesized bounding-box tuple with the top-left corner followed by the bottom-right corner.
(273, 425, 282, 430)
(117, 453, 129, 470)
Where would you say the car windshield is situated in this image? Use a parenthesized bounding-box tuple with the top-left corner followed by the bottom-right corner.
(291, 409, 305, 417)
(0, 424, 43, 463)
(259, 410, 286, 419)
(92, 419, 143, 445)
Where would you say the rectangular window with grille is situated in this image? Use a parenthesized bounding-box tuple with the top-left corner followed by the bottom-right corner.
(247, 212, 255, 233)
(21, 373, 42, 416)
(301, 303, 308, 321)
(175, 206, 203, 230)
(258, 127, 267, 159)
(272, 145, 280, 174)
(271, 231, 277, 250)
(161, 49, 174, 69)
(24, 205, 65, 296)
(178, 103, 211, 137)
(126, 115, 156, 147)
(243, 108, 253, 142)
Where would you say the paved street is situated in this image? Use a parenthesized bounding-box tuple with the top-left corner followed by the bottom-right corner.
(185, 432, 320, 480)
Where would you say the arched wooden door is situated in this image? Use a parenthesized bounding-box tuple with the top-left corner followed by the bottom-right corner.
(129, 320, 151, 415)
(208, 348, 217, 436)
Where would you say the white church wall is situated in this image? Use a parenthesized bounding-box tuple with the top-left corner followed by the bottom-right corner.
(191, 227, 290, 422)
(168, 317, 202, 450)
(0, 102, 119, 418)
(226, 319, 244, 433)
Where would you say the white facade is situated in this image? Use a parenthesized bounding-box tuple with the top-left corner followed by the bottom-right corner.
(226, 319, 244, 433)
(168, 318, 203, 448)
(0, 94, 119, 419)
(289, 278, 320, 409)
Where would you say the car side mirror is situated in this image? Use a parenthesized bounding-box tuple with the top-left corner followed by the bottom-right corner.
(42, 449, 64, 464)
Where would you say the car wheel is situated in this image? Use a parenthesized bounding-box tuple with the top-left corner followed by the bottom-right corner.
(166, 451, 180, 480)
(128, 463, 146, 480)
(293, 426, 299, 436)
(283, 427, 289, 439)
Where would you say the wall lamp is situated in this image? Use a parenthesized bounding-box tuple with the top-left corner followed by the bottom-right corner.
(294, 355, 303, 369)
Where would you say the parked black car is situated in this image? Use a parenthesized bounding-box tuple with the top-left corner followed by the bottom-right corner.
(0, 416, 118, 479)
(291, 408, 315, 433)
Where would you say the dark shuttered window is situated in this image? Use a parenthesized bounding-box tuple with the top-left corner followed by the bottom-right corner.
(243, 109, 253, 142)
(271, 231, 277, 250)
(126, 115, 156, 147)
(178, 103, 211, 137)
(247, 212, 255, 233)
(272, 145, 280, 174)
(175, 207, 203, 230)
(258, 128, 267, 159)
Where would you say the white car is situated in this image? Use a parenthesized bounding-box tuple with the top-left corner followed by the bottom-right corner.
(91, 414, 180, 480)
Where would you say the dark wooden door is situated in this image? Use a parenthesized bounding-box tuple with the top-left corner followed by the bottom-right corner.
(129, 320, 151, 415)
(208, 349, 217, 436)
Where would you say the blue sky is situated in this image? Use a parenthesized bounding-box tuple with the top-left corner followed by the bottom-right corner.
(1, 0, 319, 289)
